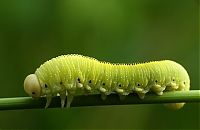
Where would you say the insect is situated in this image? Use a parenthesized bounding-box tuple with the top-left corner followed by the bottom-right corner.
(24, 54, 190, 109)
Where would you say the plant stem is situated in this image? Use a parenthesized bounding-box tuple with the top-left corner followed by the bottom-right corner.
(0, 90, 199, 111)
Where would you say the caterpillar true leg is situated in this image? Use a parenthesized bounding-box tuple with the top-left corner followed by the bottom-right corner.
(66, 94, 74, 108)
(45, 96, 52, 109)
(60, 92, 66, 108)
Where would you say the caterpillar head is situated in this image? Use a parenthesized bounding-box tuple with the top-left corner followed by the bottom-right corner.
(24, 74, 41, 98)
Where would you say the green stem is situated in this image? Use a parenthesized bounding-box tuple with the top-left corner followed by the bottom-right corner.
(0, 90, 199, 111)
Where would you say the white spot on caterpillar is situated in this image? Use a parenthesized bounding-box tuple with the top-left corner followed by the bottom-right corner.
(99, 87, 106, 93)
(77, 83, 83, 88)
(85, 85, 91, 91)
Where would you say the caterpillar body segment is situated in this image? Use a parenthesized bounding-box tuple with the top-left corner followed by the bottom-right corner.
(24, 54, 190, 109)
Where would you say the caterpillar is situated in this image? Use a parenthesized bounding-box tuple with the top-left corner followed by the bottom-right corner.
(24, 54, 190, 109)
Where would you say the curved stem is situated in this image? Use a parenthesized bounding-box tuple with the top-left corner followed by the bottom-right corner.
(0, 90, 199, 111)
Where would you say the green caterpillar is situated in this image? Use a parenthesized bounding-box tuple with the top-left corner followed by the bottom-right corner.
(24, 54, 190, 109)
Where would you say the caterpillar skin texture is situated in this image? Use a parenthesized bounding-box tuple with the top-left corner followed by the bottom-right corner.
(24, 54, 190, 109)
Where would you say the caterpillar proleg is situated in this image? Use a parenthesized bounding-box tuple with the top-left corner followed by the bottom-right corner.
(24, 54, 190, 109)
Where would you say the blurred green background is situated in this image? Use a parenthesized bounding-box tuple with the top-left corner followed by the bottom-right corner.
(0, 0, 199, 129)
